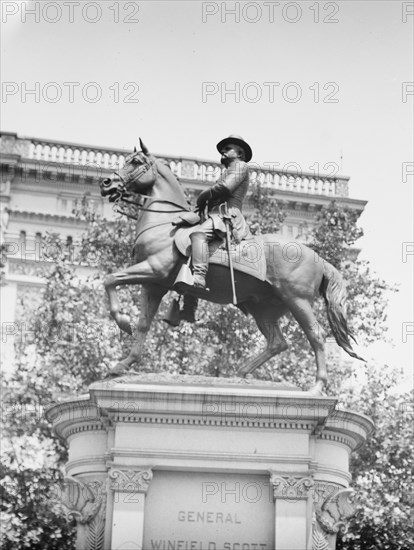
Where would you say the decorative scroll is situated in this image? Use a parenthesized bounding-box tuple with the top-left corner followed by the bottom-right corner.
(310, 486, 357, 550)
(109, 468, 153, 494)
(316, 488, 356, 535)
(270, 474, 314, 501)
(61, 476, 106, 550)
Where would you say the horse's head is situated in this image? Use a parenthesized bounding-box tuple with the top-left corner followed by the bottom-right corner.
(100, 140, 157, 201)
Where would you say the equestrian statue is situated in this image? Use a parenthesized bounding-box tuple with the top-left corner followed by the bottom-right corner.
(100, 135, 363, 394)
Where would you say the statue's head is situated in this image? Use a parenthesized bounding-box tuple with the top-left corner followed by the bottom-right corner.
(216, 135, 253, 163)
(118, 146, 157, 190)
(100, 140, 156, 201)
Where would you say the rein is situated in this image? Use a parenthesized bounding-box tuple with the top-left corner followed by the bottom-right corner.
(113, 196, 189, 220)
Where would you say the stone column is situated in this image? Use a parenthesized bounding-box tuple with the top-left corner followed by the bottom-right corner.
(270, 474, 314, 550)
(109, 468, 153, 550)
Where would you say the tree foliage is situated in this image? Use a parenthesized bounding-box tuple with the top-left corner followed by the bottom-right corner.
(1, 185, 410, 549)
(338, 367, 414, 549)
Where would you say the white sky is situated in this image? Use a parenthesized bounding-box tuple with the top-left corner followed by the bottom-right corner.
(1, 0, 413, 380)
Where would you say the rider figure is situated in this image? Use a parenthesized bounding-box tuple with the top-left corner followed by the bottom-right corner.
(191, 134, 253, 289)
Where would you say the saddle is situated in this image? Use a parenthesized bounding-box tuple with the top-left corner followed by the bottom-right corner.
(174, 225, 267, 282)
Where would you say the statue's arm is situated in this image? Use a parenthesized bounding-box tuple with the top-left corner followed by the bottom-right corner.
(196, 161, 249, 209)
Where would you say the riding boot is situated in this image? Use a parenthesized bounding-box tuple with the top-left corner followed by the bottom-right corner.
(180, 295, 198, 323)
(190, 232, 209, 289)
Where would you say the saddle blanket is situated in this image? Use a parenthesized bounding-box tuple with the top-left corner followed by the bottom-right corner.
(174, 226, 267, 282)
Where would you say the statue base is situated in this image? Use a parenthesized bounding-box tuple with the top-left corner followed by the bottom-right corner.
(47, 374, 373, 550)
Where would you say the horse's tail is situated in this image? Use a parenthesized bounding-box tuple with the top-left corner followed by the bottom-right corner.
(319, 261, 365, 362)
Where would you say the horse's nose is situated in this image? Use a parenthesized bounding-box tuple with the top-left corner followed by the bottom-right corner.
(102, 178, 112, 186)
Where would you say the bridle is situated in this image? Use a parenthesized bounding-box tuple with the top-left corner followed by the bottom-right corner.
(110, 155, 190, 219)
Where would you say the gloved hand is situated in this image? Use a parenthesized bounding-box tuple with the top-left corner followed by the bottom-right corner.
(196, 189, 212, 211)
(196, 183, 230, 211)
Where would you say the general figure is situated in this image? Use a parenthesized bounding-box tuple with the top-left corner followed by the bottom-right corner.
(191, 134, 253, 289)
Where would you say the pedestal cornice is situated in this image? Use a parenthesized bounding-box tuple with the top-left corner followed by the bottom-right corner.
(47, 378, 373, 451)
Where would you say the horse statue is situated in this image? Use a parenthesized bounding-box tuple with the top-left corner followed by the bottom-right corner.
(100, 141, 363, 394)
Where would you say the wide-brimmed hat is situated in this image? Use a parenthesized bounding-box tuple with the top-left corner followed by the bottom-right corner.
(216, 135, 253, 162)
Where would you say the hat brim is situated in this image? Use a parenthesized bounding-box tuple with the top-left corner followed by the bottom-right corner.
(216, 137, 252, 162)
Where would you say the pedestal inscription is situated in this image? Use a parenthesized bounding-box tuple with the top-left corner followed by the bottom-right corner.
(143, 472, 275, 550)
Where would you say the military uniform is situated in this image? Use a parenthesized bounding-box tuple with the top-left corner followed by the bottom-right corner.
(203, 159, 251, 243)
(191, 135, 253, 289)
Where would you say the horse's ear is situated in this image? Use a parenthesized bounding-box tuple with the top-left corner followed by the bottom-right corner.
(133, 146, 137, 153)
(139, 138, 149, 155)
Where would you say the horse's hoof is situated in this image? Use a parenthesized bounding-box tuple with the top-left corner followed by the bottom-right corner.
(307, 382, 326, 396)
(238, 366, 254, 378)
(105, 363, 130, 378)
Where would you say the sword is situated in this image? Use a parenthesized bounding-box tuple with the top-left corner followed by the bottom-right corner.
(220, 203, 237, 305)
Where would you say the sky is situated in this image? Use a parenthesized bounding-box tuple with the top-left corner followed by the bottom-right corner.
(1, 0, 413, 380)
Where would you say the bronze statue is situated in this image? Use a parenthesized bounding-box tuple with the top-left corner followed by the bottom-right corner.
(100, 139, 363, 394)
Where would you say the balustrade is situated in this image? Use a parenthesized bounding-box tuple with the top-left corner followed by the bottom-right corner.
(2, 134, 349, 198)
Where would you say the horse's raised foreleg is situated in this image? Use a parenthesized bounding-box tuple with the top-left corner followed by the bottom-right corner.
(107, 283, 167, 377)
(284, 296, 327, 395)
(104, 260, 159, 334)
(238, 300, 288, 376)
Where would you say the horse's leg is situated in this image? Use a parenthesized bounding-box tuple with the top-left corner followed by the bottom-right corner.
(284, 296, 327, 395)
(238, 300, 288, 376)
(104, 260, 159, 334)
(107, 283, 167, 377)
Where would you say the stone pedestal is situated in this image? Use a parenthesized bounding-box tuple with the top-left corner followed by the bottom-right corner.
(46, 375, 373, 550)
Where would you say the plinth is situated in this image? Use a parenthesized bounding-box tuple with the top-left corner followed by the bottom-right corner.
(46, 375, 373, 550)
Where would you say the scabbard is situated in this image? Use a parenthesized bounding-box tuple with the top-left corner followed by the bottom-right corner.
(223, 213, 237, 306)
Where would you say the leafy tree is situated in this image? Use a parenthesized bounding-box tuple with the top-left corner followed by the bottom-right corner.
(337, 366, 414, 549)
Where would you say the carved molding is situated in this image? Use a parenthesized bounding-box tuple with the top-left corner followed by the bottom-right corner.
(270, 474, 314, 501)
(311, 511, 330, 550)
(335, 179, 349, 198)
(311, 486, 356, 549)
(0, 135, 31, 157)
(109, 468, 153, 494)
(316, 487, 356, 535)
(61, 476, 106, 550)
(61, 477, 104, 524)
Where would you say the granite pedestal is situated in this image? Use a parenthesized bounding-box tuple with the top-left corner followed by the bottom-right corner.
(46, 375, 373, 550)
